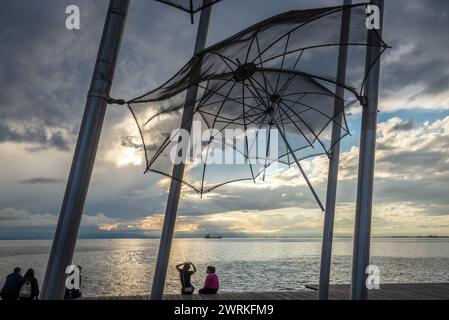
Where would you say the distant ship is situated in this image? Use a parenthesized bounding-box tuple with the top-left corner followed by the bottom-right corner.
(204, 234, 223, 239)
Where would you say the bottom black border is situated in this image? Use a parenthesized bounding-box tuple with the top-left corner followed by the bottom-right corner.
(1, 300, 447, 319)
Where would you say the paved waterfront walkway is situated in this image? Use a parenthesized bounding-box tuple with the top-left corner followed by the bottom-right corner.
(84, 283, 449, 300)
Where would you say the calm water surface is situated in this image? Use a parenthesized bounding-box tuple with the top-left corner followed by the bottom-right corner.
(1, 238, 449, 297)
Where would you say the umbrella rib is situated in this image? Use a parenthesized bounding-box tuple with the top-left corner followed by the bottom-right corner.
(148, 94, 204, 168)
(198, 78, 235, 109)
(126, 104, 149, 170)
(147, 135, 172, 169)
(277, 50, 305, 96)
(262, 124, 272, 181)
(199, 96, 261, 109)
(142, 102, 184, 128)
(298, 72, 346, 99)
(245, 76, 324, 211)
(281, 91, 336, 99)
(210, 82, 238, 129)
(198, 108, 266, 124)
(147, 169, 200, 194)
(197, 83, 256, 110)
(275, 33, 291, 94)
(199, 138, 212, 195)
(245, 31, 258, 63)
(201, 110, 268, 142)
(275, 102, 313, 147)
(211, 52, 239, 72)
(246, 111, 271, 161)
(199, 80, 240, 193)
(250, 5, 354, 64)
(291, 98, 353, 143)
(210, 111, 269, 161)
(247, 76, 269, 98)
(241, 82, 257, 182)
(243, 77, 313, 148)
(275, 103, 291, 166)
(255, 34, 276, 96)
(279, 101, 329, 154)
(282, 98, 349, 133)
(282, 93, 308, 115)
(272, 120, 325, 212)
(154, 0, 192, 14)
(258, 42, 387, 68)
(214, 112, 268, 136)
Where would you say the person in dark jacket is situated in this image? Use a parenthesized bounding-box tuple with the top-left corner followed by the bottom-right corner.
(0, 267, 23, 300)
(19, 268, 39, 300)
(176, 262, 197, 295)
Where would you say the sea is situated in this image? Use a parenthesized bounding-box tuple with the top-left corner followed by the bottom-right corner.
(1, 238, 449, 297)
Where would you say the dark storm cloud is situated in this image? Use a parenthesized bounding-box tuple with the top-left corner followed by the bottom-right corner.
(1, 0, 448, 149)
(0, 0, 202, 152)
(0, 0, 106, 150)
(381, 0, 449, 101)
(121, 136, 142, 149)
(20, 177, 64, 184)
(391, 118, 415, 131)
(0, 121, 71, 150)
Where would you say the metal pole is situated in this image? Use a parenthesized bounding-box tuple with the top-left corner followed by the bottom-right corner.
(318, 0, 352, 300)
(350, 0, 384, 300)
(150, 0, 212, 300)
(41, 0, 130, 300)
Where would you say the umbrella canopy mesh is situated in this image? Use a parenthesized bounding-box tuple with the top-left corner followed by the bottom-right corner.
(116, 4, 389, 195)
(155, 0, 223, 14)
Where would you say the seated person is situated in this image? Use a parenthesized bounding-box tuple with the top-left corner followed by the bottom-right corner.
(176, 262, 196, 295)
(199, 266, 219, 294)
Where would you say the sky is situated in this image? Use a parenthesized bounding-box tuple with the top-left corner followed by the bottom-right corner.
(1, 0, 449, 239)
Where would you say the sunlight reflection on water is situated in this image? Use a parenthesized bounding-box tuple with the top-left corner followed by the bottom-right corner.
(1, 238, 449, 297)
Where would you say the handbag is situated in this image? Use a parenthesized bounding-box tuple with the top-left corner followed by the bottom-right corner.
(184, 286, 194, 293)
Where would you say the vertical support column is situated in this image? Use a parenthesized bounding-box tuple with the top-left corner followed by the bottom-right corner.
(318, 0, 352, 300)
(150, 0, 212, 300)
(41, 0, 130, 300)
(350, 0, 384, 300)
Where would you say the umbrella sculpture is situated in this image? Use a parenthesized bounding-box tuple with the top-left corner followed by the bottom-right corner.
(156, 0, 223, 23)
(109, 3, 389, 299)
(123, 68, 360, 208)
(111, 4, 389, 202)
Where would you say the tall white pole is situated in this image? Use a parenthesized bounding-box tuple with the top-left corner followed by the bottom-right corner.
(150, 0, 212, 300)
(351, 0, 384, 300)
(318, 0, 352, 300)
(41, 0, 130, 300)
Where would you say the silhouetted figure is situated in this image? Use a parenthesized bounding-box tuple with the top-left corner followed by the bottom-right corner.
(1, 267, 23, 300)
(176, 262, 196, 295)
(199, 266, 219, 294)
(19, 268, 39, 300)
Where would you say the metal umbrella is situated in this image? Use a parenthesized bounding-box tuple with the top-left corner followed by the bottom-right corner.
(128, 4, 388, 104)
(114, 4, 388, 202)
(155, 0, 223, 23)
(125, 67, 361, 209)
(108, 4, 389, 299)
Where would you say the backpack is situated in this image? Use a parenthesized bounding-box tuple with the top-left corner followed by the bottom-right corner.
(19, 281, 32, 299)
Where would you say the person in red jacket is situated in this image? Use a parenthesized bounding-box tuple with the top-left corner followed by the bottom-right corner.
(199, 266, 219, 294)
